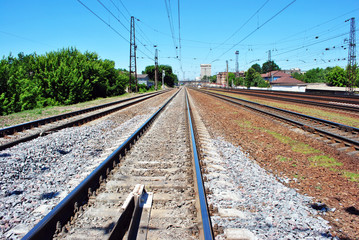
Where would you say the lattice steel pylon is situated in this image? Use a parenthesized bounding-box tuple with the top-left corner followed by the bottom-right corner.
(129, 16, 137, 93)
(346, 17, 356, 94)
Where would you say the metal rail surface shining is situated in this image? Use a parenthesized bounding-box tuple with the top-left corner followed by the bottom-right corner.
(197, 89, 359, 148)
(0, 90, 168, 137)
(185, 89, 214, 240)
(22, 89, 180, 240)
(0, 90, 169, 151)
(205, 88, 359, 112)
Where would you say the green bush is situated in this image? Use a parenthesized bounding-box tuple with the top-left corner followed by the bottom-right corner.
(0, 48, 127, 115)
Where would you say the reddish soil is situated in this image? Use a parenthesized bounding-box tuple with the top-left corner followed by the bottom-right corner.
(189, 88, 359, 240)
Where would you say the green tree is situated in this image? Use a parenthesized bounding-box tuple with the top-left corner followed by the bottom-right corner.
(245, 68, 269, 88)
(0, 48, 127, 115)
(291, 72, 305, 81)
(209, 75, 217, 83)
(144, 65, 178, 87)
(251, 63, 262, 73)
(245, 68, 256, 88)
(326, 66, 347, 87)
(262, 60, 280, 73)
(228, 72, 236, 87)
(302, 68, 327, 83)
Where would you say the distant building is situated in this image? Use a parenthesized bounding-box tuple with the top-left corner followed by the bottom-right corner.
(282, 68, 302, 75)
(217, 72, 228, 85)
(137, 74, 153, 87)
(261, 71, 292, 82)
(200, 64, 211, 80)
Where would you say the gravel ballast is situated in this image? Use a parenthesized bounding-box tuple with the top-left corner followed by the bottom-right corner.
(0, 115, 151, 239)
(204, 137, 335, 239)
(0, 91, 175, 239)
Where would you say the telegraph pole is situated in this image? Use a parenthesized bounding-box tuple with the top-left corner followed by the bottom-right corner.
(235, 50, 239, 78)
(268, 49, 273, 82)
(346, 17, 356, 94)
(155, 48, 158, 90)
(162, 70, 165, 89)
(226, 60, 229, 88)
(129, 16, 137, 92)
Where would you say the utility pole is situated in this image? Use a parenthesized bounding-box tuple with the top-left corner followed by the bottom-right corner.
(235, 50, 239, 78)
(162, 70, 165, 89)
(346, 17, 356, 94)
(226, 60, 229, 88)
(154, 48, 158, 90)
(268, 49, 272, 82)
(129, 16, 137, 92)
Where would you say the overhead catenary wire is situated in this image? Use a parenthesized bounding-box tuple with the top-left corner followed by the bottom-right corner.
(164, 0, 178, 58)
(77, 0, 153, 60)
(213, 0, 297, 62)
(77, 0, 129, 43)
(96, 0, 154, 56)
(213, 0, 270, 50)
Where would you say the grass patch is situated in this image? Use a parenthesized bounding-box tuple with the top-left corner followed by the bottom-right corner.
(291, 142, 321, 154)
(234, 120, 253, 132)
(267, 130, 320, 154)
(343, 171, 359, 182)
(309, 155, 343, 168)
(277, 155, 292, 162)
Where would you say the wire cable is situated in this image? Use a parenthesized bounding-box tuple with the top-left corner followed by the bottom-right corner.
(214, 0, 296, 62)
(77, 0, 129, 43)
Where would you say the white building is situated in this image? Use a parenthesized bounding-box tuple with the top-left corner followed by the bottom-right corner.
(200, 64, 211, 80)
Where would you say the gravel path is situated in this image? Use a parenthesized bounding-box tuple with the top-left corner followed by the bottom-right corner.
(0, 91, 174, 239)
(205, 137, 334, 239)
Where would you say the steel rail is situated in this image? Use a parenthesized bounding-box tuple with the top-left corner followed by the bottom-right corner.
(205, 88, 359, 112)
(22, 88, 180, 240)
(222, 88, 359, 101)
(0, 90, 169, 151)
(196, 89, 359, 150)
(185, 89, 214, 239)
(0, 90, 169, 138)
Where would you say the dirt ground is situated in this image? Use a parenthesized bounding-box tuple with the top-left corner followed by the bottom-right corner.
(189, 89, 359, 240)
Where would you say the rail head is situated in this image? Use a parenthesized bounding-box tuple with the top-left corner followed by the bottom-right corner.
(185, 88, 214, 240)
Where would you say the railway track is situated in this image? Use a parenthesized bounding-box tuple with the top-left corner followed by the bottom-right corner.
(195, 88, 359, 155)
(0, 90, 169, 151)
(204, 88, 359, 113)
(221, 88, 359, 104)
(22, 88, 214, 239)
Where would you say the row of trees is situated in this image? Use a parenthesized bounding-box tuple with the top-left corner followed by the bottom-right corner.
(143, 65, 178, 87)
(0, 48, 178, 115)
(206, 60, 358, 88)
(291, 66, 358, 87)
(0, 48, 128, 115)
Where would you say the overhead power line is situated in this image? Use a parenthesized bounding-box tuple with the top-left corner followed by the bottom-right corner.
(77, 0, 129, 43)
(214, 0, 296, 61)
(77, 0, 153, 60)
(213, 0, 270, 50)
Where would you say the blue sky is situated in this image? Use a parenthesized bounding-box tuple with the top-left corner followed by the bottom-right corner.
(1, 0, 358, 80)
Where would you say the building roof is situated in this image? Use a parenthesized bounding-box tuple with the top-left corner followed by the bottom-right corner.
(261, 71, 291, 78)
(137, 74, 149, 79)
(270, 76, 306, 85)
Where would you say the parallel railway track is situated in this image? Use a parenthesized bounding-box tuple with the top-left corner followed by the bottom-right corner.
(22, 88, 214, 239)
(196, 88, 359, 155)
(0, 90, 169, 151)
(205, 88, 359, 113)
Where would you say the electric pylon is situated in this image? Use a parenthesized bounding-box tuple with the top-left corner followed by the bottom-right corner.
(346, 17, 356, 94)
(129, 16, 137, 92)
